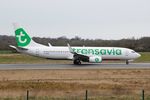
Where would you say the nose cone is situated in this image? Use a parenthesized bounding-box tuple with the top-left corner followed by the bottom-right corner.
(136, 53, 141, 58)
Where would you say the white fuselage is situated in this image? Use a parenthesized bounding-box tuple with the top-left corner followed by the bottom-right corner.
(20, 46, 141, 61)
(12, 24, 141, 64)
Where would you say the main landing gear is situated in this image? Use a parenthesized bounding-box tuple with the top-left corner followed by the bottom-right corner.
(126, 60, 129, 65)
(73, 59, 81, 65)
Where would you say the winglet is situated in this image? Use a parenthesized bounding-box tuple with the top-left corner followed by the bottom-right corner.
(48, 43, 52, 47)
(67, 43, 74, 54)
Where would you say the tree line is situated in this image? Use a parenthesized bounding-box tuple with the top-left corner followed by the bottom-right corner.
(0, 35, 150, 52)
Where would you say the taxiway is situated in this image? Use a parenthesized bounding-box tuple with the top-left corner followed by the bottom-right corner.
(0, 63, 149, 69)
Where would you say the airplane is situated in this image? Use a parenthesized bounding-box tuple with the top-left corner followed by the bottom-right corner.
(10, 24, 141, 65)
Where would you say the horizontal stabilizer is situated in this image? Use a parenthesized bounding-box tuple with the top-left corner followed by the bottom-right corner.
(9, 45, 28, 51)
(9, 45, 17, 50)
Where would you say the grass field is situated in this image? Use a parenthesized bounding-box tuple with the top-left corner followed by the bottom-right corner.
(0, 50, 13, 54)
(134, 52, 150, 62)
(0, 52, 150, 64)
(0, 53, 71, 64)
(0, 69, 149, 99)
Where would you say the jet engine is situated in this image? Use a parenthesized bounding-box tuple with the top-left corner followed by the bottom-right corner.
(89, 56, 102, 63)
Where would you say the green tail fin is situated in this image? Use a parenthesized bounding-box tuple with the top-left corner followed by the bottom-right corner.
(14, 24, 31, 47)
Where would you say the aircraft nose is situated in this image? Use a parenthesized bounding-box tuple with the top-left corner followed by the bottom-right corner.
(136, 53, 141, 58)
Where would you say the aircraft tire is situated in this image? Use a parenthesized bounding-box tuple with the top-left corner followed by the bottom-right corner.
(126, 60, 129, 65)
(74, 59, 81, 65)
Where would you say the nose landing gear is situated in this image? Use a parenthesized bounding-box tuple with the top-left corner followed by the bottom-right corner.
(126, 60, 129, 65)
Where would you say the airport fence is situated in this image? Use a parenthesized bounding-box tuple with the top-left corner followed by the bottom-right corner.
(0, 89, 149, 100)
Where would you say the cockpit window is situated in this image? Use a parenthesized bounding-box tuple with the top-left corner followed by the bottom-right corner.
(131, 50, 135, 53)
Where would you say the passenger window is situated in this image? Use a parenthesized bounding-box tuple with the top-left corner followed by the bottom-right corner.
(44, 51, 49, 54)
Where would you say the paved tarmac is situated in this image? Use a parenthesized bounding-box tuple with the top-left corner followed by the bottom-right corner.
(0, 63, 149, 69)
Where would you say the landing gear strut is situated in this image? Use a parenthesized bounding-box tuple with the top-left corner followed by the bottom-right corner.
(126, 60, 129, 65)
(73, 59, 81, 65)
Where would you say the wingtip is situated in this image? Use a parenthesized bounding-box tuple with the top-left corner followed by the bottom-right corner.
(48, 43, 52, 47)
(67, 43, 70, 47)
(67, 43, 74, 54)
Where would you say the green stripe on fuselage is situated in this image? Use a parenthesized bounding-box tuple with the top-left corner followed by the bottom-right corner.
(72, 48, 122, 56)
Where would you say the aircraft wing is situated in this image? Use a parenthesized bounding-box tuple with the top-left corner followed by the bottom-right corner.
(67, 44, 89, 62)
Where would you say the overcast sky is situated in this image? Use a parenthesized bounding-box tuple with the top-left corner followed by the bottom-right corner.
(0, 0, 150, 39)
